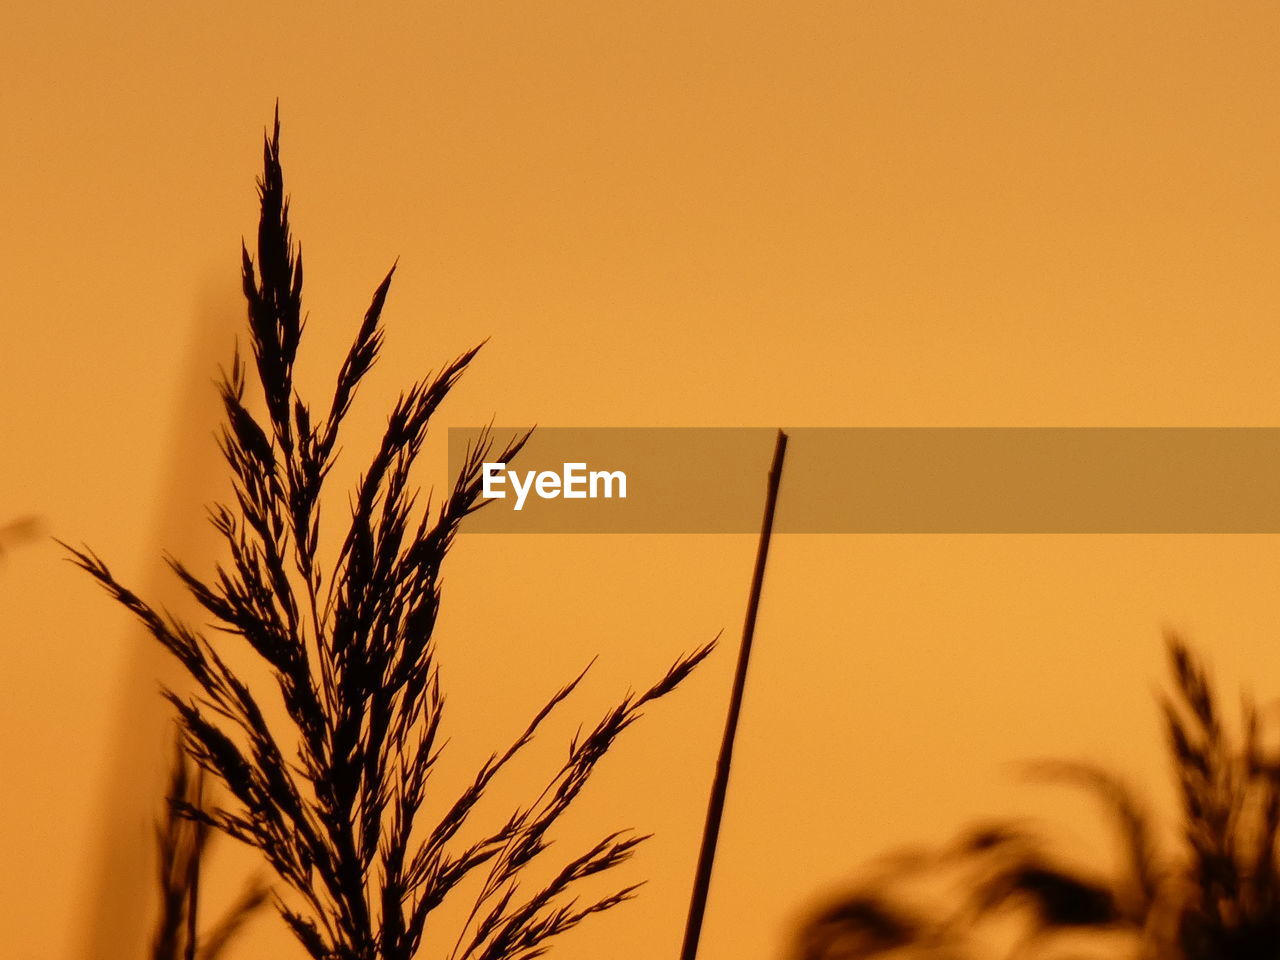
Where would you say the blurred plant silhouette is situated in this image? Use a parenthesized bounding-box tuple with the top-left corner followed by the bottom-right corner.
(0, 515, 42, 561)
(791, 635, 1280, 960)
(66, 110, 712, 960)
(152, 739, 269, 960)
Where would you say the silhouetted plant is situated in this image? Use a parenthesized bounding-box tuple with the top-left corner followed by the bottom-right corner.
(152, 739, 269, 960)
(791, 635, 1280, 960)
(67, 111, 712, 960)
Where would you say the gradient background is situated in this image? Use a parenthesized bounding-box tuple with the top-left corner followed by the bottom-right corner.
(4, 3, 1280, 959)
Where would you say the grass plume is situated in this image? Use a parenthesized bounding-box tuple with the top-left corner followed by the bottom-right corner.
(791, 635, 1280, 960)
(66, 109, 712, 960)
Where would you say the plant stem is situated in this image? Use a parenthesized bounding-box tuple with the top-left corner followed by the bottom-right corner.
(679, 428, 788, 960)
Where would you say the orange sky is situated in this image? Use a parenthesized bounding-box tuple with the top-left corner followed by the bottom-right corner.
(4, 4, 1280, 959)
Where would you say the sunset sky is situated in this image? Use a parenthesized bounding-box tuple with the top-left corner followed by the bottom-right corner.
(4, 4, 1280, 959)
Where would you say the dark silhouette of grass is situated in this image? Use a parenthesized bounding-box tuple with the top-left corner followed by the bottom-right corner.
(65, 109, 713, 960)
(791, 634, 1280, 960)
(152, 739, 269, 960)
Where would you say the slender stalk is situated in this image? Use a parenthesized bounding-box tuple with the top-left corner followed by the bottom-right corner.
(182, 768, 203, 960)
(679, 429, 788, 960)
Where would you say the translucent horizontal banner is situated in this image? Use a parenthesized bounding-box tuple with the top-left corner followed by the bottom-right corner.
(447, 428, 1280, 533)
